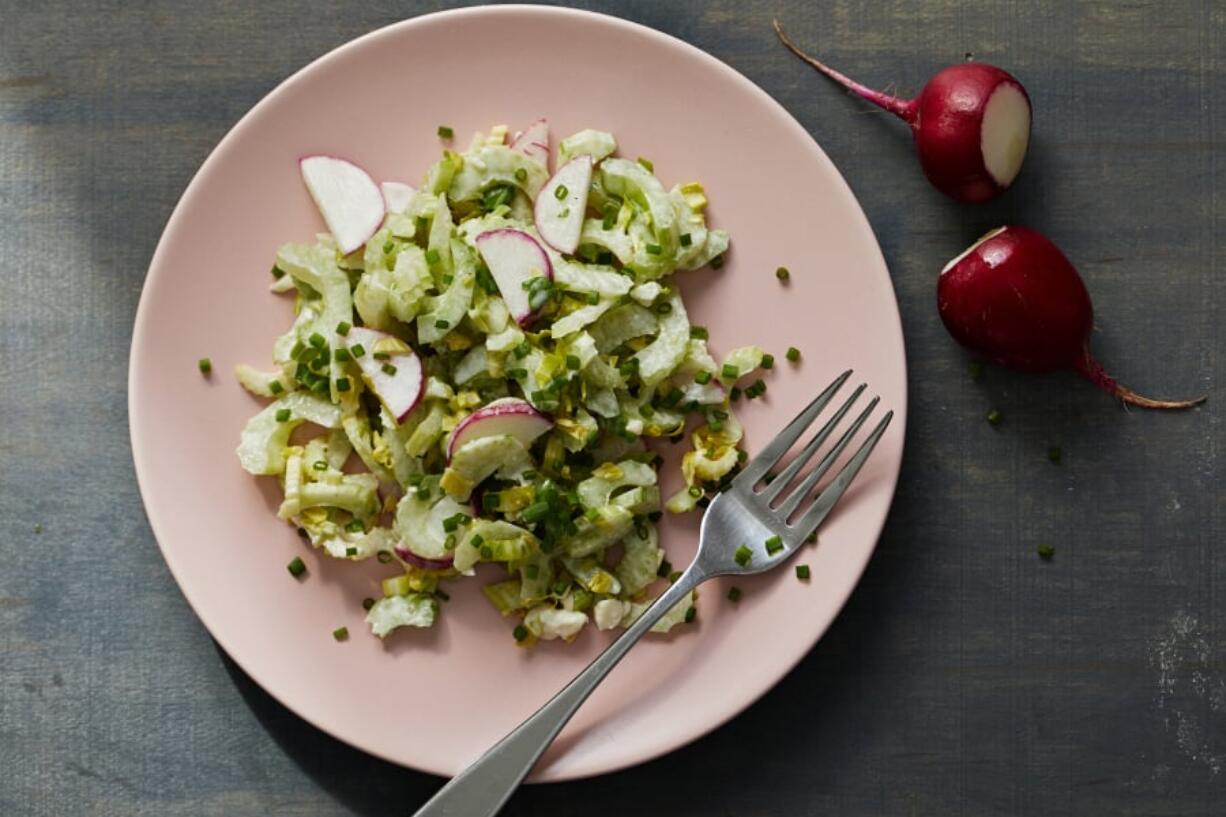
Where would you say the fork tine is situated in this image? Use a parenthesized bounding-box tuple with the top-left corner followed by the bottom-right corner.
(759, 383, 866, 504)
(775, 396, 879, 519)
(792, 409, 894, 540)
(737, 370, 852, 485)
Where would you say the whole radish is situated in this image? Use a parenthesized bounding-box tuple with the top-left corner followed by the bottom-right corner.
(774, 19, 1031, 203)
(938, 226, 1205, 409)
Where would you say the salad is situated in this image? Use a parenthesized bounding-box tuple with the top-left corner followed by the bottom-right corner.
(235, 120, 768, 644)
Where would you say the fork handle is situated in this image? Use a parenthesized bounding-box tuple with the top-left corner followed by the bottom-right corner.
(410, 565, 708, 817)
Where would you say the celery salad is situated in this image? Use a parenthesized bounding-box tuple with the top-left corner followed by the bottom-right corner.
(235, 120, 770, 644)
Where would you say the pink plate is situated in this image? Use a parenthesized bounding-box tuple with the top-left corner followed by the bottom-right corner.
(129, 5, 907, 781)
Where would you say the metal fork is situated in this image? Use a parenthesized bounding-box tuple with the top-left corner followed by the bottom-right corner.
(412, 370, 893, 817)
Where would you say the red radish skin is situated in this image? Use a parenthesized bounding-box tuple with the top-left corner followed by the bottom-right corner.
(446, 397, 554, 461)
(394, 546, 454, 571)
(774, 20, 1032, 203)
(938, 226, 1205, 409)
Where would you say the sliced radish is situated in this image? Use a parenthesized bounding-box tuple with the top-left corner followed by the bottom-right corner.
(511, 118, 550, 169)
(474, 229, 553, 325)
(299, 155, 385, 254)
(534, 155, 593, 254)
(346, 327, 423, 422)
(446, 397, 554, 462)
(380, 181, 415, 215)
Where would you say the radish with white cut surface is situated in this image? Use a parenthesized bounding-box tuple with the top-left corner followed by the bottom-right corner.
(510, 118, 550, 169)
(534, 155, 593, 254)
(774, 20, 1031, 203)
(299, 155, 385, 254)
(474, 229, 553, 325)
(447, 397, 553, 462)
(345, 327, 423, 421)
(380, 181, 415, 214)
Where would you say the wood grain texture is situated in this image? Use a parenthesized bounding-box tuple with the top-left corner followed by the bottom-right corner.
(0, 1, 1221, 814)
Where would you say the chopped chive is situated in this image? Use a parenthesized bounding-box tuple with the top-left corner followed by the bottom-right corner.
(694, 371, 712, 385)
(761, 354, 775, 370)
(524, 564, 540, 580)
(382, 363, 398, 376)
(710, 254, 725, 270)
(795, 564, 811, 580)
(733, 544, 752, 566)
(434, 319, 450, 330)
(685, 606, 697, 623)
(332, 626, 349, 641)
(287, 557, 306, 578)
(345, 519, 365, 533)
(309, 332, 326, 349)
(646, 243, 662, 256)
(689, 326, 708, 340)
(654, 301, 672, 314)
(806, 531, 817, 544)
(775, 266, 790, 282)
(377, 550, 393, 563)
(334, 320, 351, 336)
(362, 597, 375, 611)
(470, 534, 485, 547)
(513, 624, 529, 642)
(373, 351, 390, 361)
(345, 546, 358, 557)
(680, 233, 693, 247)
(586, 291, 601, 305)
(382, 240, 394, 255)
(336, 377, 351, 392)
(275, 408, 292, 422)
(197, 357, 212, 376)
(730, 386, 742, 402)
(269, 379, 285, 395)
(554, 184, 568, 200)
(507, 367, 528, 380)
(786, 346, 801, 363)
(1037, 544, 1055, 560)
(969, 360, 984, 381)
(425, 248, 441, 265)
(513, 342, 531, 359)
(333, 348, 351, 363)
(350, 343, 366, 358)
(987, 408, 1003, 426)
(565, 354, 581, 370)
(637, 156, 654, 172)
(721, 363, 739, 380)
(436, 590, 450, 601)
(437, 125, 453, 139)
(312, 460, 327, 471)
(1047, 446, 1062, 464)
(443, 533, 456, 551)
(271, 265, 286, 279)
(441, 274, 454, 286)
(764, 535, 783, 555)
(688, 486, 703, 499)
(482, 493, 500, 511)
(668, 570, 682, 583)
(727, 586, 742, 602)
(522, 502, 551, 524)
(415, 484, 430, 500)
(514, 167, 528, 183)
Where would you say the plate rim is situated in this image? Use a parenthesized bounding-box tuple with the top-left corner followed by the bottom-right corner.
(129, 3, 908, 781)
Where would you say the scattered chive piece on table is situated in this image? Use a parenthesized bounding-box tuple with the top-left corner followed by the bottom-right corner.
(795, 564, 811, 580)
(275, 408, 291, 422)
(775, 266, 790, 282)
(197, 357, 212, 376)
(786, 346, 801, 363)
(765, 534, 784, 555)
(734, 544, 753, 566)
(287, 557, 306, 578)
(1048, 446, 1062, 464)
(332, 626, 349, 642)
(727, 586, 742, 602)
(437, 125, 453, 139)
(986, 408, 1003, 426)
(513, 625, 529, 642)
(968, 360, 984, 381)
(34, 523, 43, 534)
(1037, 544, 1055, 560)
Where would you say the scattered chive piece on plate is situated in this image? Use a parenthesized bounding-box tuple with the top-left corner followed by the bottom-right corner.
(987, 408, 1002, 426)
(727, 586, 742, 602)
(287, 557, 306, 578)
(332, 626, 349, 642)
(795, 564, 811, 580)
(786, 346, 801, 363)
(776, 266, 790, 282)
(197, 357, 212, 376)
(734, 544, 752, 566)
(765, 534, 783, 555)
(513, 624, 529, 642)
(1037, 544, 1055, 560)
(437, 125, 453, 139)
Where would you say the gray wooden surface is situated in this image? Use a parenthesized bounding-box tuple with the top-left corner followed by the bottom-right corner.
(2, 1, 1222, 814)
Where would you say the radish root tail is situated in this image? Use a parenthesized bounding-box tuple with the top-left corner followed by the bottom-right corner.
(1076, 349, 1206, 410)
(772, 18, 917, 122)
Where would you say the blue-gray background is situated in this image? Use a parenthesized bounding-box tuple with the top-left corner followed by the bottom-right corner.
(1, 2, 1222, 815)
